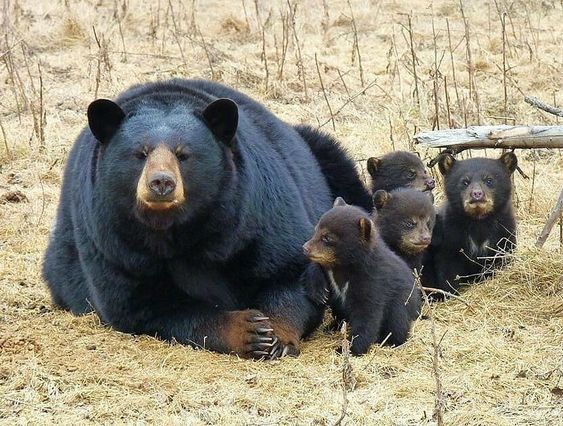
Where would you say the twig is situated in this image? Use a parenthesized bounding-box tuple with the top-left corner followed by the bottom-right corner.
(500, 10, 508, 124)
(333, 322, 353, 426)
(421, 286, 475, 311)
(415, 272, 445, 426)
(315, 53, 335, 131)
(525, 96, 563, 118)
(167, 0, 188, 69)
(536, 187, 563, 248)
(348, 0, 364, 87)
(407, 14, 420, 107)
(318, 79, 378, 128)
(0, 116, 11, 158)
(287, 0, 308, 101)
(261, 28, 269, 92)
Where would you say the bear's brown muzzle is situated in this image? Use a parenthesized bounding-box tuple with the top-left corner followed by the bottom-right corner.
(137, 144, 185, 210)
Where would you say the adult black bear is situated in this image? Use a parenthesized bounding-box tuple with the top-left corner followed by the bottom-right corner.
(303, 198, 420, 355)
(43, 79, 364, 359)
(294, 125, 372, 211)
(422, 153, 517, 295)
(367, 151, 435, 193)
(372, 188, 436, 272)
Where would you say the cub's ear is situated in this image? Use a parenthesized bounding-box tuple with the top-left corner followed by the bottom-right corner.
(366, 157, 382, 176)
(87, 99, 126, 144)
(333, 197, 348, 207)
(499, 152, 518, 174)
(438, 153, 456, 176)
(202, 98, 238, 147)
(358, 217, 373, 242)
(372, 190, 390, 210)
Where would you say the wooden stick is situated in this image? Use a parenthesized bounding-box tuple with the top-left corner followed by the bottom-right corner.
(536, 187, 563, 248)
(414, 125, 563, 152)
(525, 96, 563, 118)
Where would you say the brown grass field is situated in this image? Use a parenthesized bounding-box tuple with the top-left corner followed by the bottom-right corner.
(1, 0, 562, 424)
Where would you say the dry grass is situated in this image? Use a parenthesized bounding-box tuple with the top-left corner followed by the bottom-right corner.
(1, 0, 562, 424)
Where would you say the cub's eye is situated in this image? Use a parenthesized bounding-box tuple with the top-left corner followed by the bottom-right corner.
(321, 234, 333, 244)
(484, 177, 494, 186)
(406, 170, 417, 179)
(176, 151, 190, 161)
(462, 178, 470, 187)
(404, 220, 415, 229)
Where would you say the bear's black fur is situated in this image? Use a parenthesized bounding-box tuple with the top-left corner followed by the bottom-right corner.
(372, 188, 436, 272)
(303, 198, 420, 355)
(367, 151, 435, 193)
(43, 79, 365, 359)
(294, 125, 372, 211)
(422, 153, 517, 295)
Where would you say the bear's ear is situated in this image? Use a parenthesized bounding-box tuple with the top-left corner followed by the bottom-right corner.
(499, 152, 518, 174)
(366, 157, 382, 176)
(333, 197, 348, 207)
(202, 98, 238, 147)
(438, 153, 456, 176)
(87, 99, 126, 144)
(358, 217, 373, 242)
(372, 190, 390, 210)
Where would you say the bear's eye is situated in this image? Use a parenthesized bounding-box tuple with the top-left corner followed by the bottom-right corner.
(462, 178, 470, 187)
(135, 148, 148, 160)
(176, 151, 190, 162)
(404, 220, 415, 229)
(321, 234, 333, 244)
(406, 170, 417, 180)
(484, 177, 494, 186)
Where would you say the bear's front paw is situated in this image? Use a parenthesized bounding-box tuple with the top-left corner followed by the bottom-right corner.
(267, 318, 301, 359)
(222, 310, 279, 359)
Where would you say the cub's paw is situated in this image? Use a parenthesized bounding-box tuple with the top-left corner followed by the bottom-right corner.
(222, 310, 278, 359)
(307, 283, 330, 306)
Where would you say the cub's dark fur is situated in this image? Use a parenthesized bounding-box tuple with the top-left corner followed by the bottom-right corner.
(367, 151, 435, 193)
(372, 188, 436, 271)
(294, 125, 372, 211)
(42, 79, 366, 359)
(422, 153, 517, 295)
(303, 198, 420, 355)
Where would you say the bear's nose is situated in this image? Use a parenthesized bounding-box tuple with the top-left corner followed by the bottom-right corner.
(471, 188, 484, 200)
(425, 177, 435, 190)
(149, 172, 176, 197)
(420, 234, 432, 245)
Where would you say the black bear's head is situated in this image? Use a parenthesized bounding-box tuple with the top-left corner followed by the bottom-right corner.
(87, 97, 239, 231)
(438, 152, 517, 219)
(372, 189, 436, 255)
(303, 197, 376, 268)
(367, 151, 435, 193)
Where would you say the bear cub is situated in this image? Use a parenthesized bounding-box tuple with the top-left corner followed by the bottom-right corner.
(372, 188, 436, 272)
(367, 151, 435, 193)
(303, 198, 421, 355)
(422, 152, 518, 295)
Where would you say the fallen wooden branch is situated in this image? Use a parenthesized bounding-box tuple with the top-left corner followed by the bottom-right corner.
(414, 125, 563, 153)
(524, 96, 563, 118)
(535, 187, 563, 248)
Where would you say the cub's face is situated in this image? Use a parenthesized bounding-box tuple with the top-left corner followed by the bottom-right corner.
(303, 198, 374, 268)
(439, 153, 517, 219)
(367, 151, 435, 192)
(373, 189, 436, 255)
(88, 98, 238, 230)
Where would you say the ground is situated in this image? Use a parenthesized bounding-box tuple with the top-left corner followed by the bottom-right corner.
(1, 0, 562, 424)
